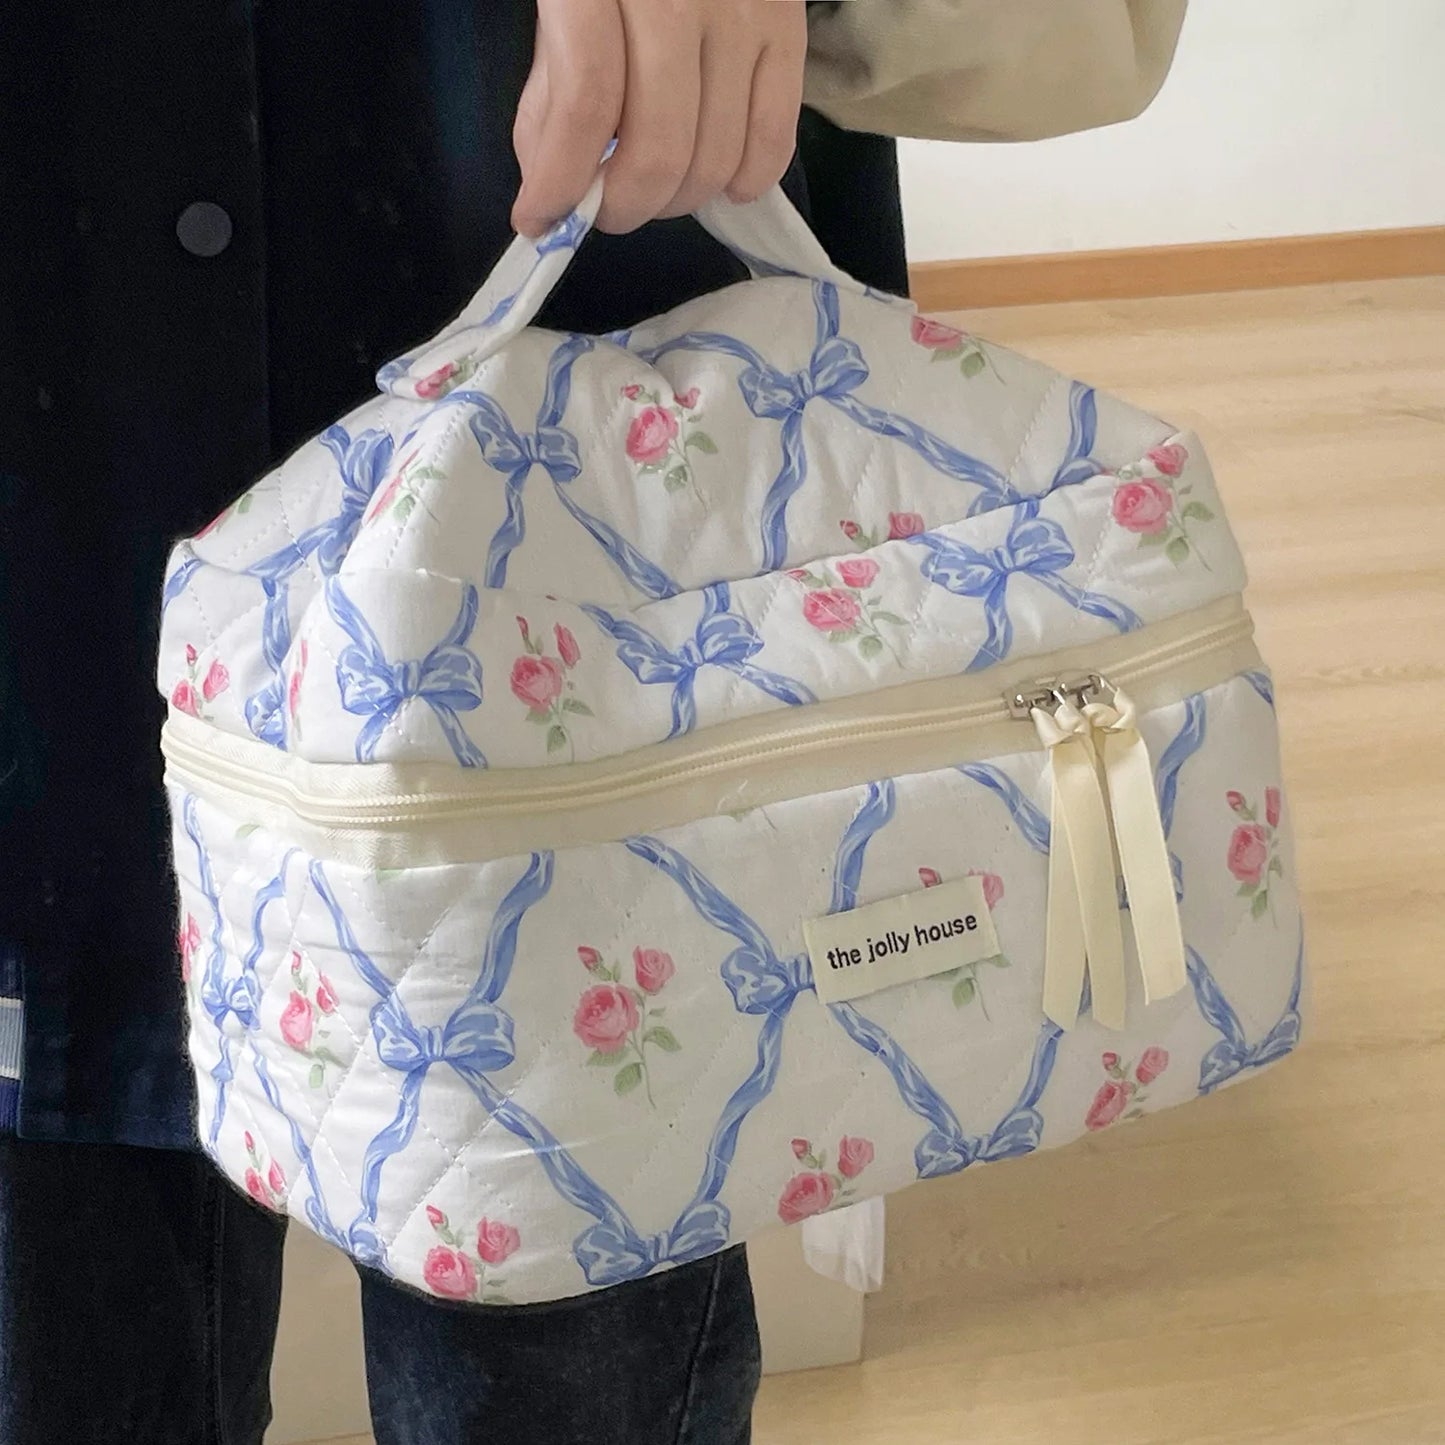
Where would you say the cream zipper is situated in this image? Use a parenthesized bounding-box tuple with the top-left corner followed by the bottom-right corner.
(162, 598, 1259, 866)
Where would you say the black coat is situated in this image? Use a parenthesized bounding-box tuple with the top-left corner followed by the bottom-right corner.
(0, 1, 906, 1146)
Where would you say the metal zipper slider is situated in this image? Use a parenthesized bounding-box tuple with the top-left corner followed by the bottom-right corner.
(1005, 670, 1113, 720)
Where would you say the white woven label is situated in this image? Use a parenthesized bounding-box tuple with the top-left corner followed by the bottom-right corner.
(804, 876, 1001, 1005)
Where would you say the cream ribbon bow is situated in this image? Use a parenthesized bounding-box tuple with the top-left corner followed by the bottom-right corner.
(1031, 684, 1186, 1031)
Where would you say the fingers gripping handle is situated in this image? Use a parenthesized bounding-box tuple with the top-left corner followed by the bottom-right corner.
(377, 172, 893, 400)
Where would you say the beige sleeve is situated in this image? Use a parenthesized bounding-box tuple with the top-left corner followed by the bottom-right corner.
(803, 0, 1188, 142)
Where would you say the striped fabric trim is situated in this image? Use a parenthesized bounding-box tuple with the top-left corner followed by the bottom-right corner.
(0, 998, 19, 1133)
(0, 998, 20, 1082)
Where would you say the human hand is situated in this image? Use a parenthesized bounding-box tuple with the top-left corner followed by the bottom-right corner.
(512, 0, 808, 237)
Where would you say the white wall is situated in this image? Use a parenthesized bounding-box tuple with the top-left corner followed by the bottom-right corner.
(901, 0, 1445, 261)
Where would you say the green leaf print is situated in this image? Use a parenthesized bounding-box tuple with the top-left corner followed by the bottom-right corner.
(1139, 531, 1169, 547)
(685, 432, 718, 454)
(952, 975, 976, 1008)
(858, 634, 884, 660)
(664, 467, 688, 491)
(394, 494, 416, 523)
(1166, 536, 1191, 565)
(644, 1027, 681, 1053)
(546, 725, 568, 753)
(235, 823, 261, 840)
(1237, 881, 1259, 897)
(237, 494, 253, 514)
(562, 698, 593, 717)
(614, 1063, 644, 1096)
(960, 350, 988, 379)
(871, 611, 907, 626)
(308, 1062, 325, 1089)
(1251, 890, 1271, 919)
(587, 1050, 616, 1067)
(1182, 501, 1215, 522)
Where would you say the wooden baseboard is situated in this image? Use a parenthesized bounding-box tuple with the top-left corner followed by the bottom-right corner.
(908, 225, 1445, 312)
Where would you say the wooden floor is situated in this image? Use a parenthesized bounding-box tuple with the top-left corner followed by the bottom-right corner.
(318, 277, 1445, 1444)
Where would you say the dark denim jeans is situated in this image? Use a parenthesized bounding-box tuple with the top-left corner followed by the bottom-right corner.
(0, 1137, 760, 1445)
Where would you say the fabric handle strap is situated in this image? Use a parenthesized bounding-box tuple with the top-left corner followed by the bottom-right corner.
(378, 171, 887, 400)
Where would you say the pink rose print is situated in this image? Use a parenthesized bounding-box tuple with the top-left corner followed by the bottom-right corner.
(917, 867, 1011, 1011)
(573, 946, 681, 1107)
(910, 316, 964, 350)
(171, 646, 230, 720)
(910, 315, 992, 378)
(178, 914, 201, 984)
(510, 655, 563, 711)
(1087, 1048, 1168, 1130)
(626, 405, 679, 464)
(288, 640, 309, 732)
(416, 362, 459, 401)
(280, 990, 314, 1050)
(622, 386, 715, 497)
(423, 1207, 519, 1304)
(364, 449, 444, 526)
(1227, 823, 1270, 887)
(839, 519, 862, 541)
(803, 587, 861, 633)
(836, 557, 879, 590)
(476, 1219, 521, 1267)
(888, 511, 925, 541)
(512, 617, 594, 758)
(1135, 1046, 1170, 1086)
(1148, 443, 1188, 477)
(279, 954, 344, 1087)
(1224, 789, 1284, 920)
(633, 946, 675, 995)
(778, 1172, 836, 1224)
(573, 984, 639, 1055)
(202, 659, 230, 702)
(1085, 1079, 1131, 1132)
(423, 1246, 477, 1300)
(778, 1136, 873, 1222)
(837, 1136, 874, 1179)
(171, 679, 199, 718)
(1110, 441, 1213, 567)
(1112, 479, 1173, 535)
(793, 563, 905, 662)
(967, 869, 1005, 911)
(554, 624, 581, 669)
(242, 1133, 284, 1209)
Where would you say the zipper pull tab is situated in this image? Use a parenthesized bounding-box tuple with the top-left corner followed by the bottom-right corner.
(1081, 685, 1187, 1010)
(1029, 689, 1128, 1032)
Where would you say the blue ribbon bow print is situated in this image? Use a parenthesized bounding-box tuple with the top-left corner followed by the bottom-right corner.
(182, 795, 304, 1150)
(1190, 941, 1304, 1093)
(325, 578, 487, 767)
(236, 426, 398, 747)
(637, 282, 1034, 571)
(311, 855, 672, 1286)
(624, 780, 1062, 1260)
(446, 336, 680, 600)
(909, 503, 1143, 673)
(581, 581, 816, 738)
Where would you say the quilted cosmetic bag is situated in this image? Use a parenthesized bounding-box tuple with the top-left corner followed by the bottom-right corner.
(159, 175, 1304, 1307)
